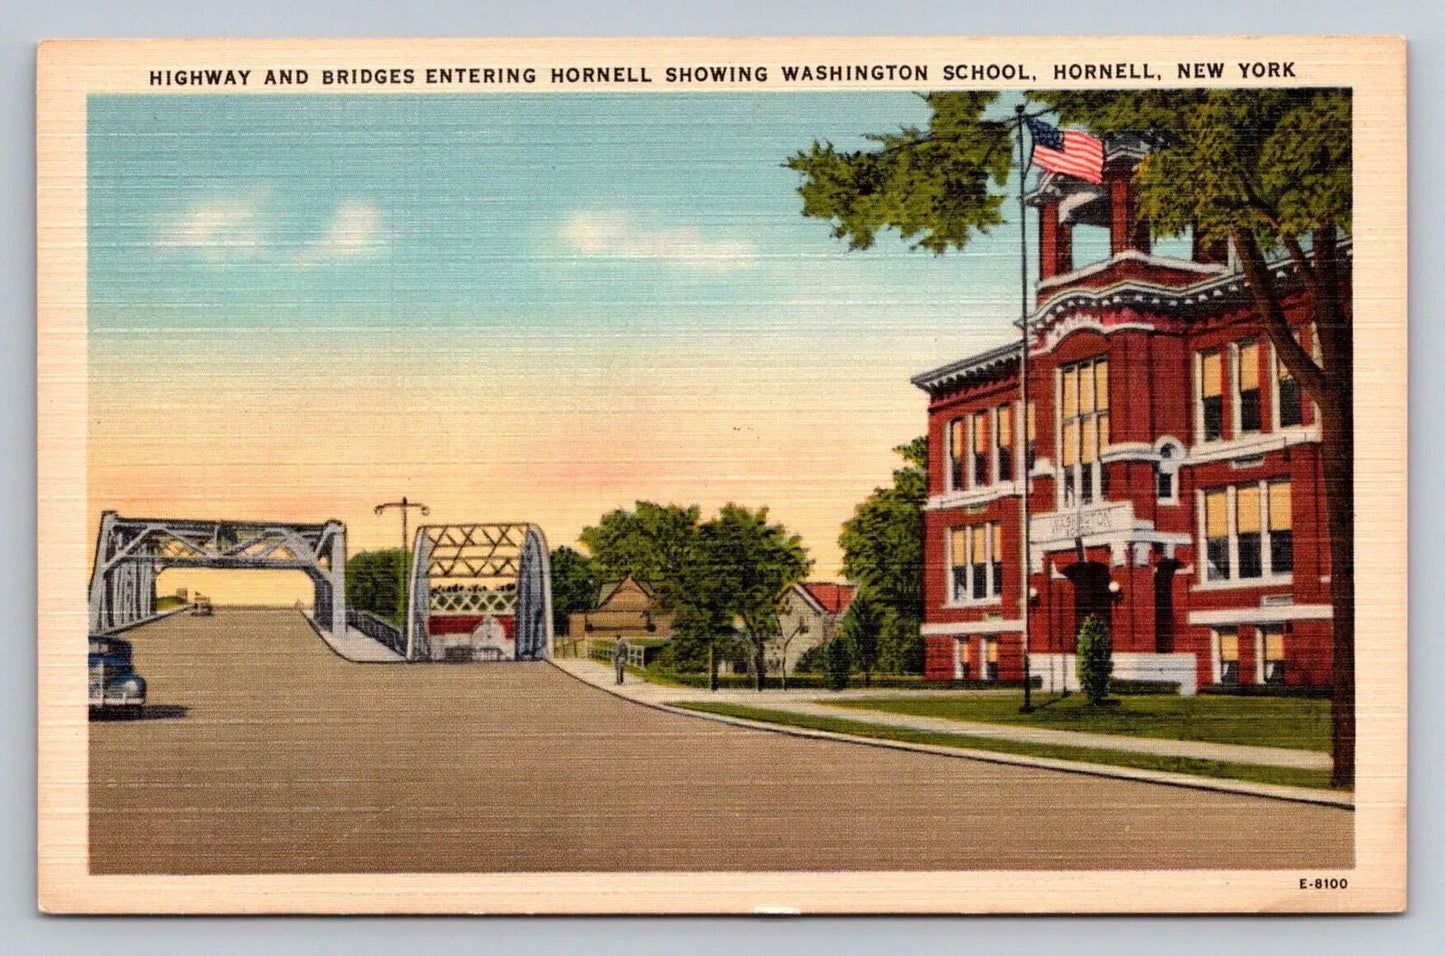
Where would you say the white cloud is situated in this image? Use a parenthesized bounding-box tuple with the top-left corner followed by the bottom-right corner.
(157, 196, 385, 265)
(299, 202, 384, 263)
(559, 211, 759, 271)
(156, 199, 262, 258)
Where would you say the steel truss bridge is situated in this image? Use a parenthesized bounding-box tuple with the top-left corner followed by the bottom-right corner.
(87, 512, 554, 663)
(406, 523, 554, 662)
(88, 512, 347, 635)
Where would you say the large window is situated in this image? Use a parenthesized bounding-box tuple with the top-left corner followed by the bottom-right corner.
(1235, 340, 1262, 434)
(1200, 350, 1225, 442)
(1200, 479, 1294, 584)
(1058, 358, 1109, 508)
(984, 638, 999, 681)
(948, 522, 1004, 604)
(947, 408, 1015, 492)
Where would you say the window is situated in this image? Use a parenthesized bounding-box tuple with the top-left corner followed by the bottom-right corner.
(1216, 630, 1240, 685)
(997, 403, 1014, 481)
(1237, 485, 1263, 579)
(1058, 358, 1109, 509)
(1204, 489, 1230, 581)
(949, 527, 968, 601)
(984, 638, 999, 681)
(1199, 479, 1294, 584)
(991, 523, 1004, 597)
(1200, 350, 1225, 442)
(1156, 468, 1175, 501)
(1269, 480, 1293, 574)
(948, 522, 1004, 604)
(971, 524, 987, 599)
(972, 410, 990, 487)
(1273, 325, 1318, 430)
(1156, 443, 1179, 503)
(957, 638, 972, 680)
(947, 418, 965, 491)
(1261, 628, 1286, 685)
(1236, 340, 1262, 434)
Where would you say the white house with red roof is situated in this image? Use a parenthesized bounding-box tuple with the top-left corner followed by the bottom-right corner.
(771, 581, 857, 675)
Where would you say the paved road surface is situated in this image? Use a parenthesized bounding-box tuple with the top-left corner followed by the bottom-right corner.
(90, 608, 1352, 874)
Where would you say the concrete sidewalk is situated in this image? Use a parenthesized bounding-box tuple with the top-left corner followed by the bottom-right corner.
(550, 657, 1330, 771)
(298, 609, 405, 662)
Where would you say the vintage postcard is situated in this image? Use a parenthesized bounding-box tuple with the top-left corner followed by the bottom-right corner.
(37, 36, 1407, 913)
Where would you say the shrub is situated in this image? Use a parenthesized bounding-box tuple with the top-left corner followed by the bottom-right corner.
(1075, 615, 1113, 704)
(824, 639, 852, 691)
(793, 641, 829, 673)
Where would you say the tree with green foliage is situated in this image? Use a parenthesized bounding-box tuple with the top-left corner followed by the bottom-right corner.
(676, 503, 813, 691)
(789, 89, 1356, 786)
(824, 638, 852, 691)
(877, 607, 924, 676)
(837, 437, 927, 674)
(548, 546, 599, 636)
(578, 501, 701, 601)
(1075, 615, 1113, 705)
(344, 549, 408, 626)
(839, 590, 882, 688)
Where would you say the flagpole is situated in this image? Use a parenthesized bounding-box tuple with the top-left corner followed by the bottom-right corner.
(1015, 104, 1033, 714)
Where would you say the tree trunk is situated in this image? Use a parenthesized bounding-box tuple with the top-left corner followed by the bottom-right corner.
(1320, 354, 1355, 788)
(754, 642, 765, 692)
(1234, 228, 1354, 788)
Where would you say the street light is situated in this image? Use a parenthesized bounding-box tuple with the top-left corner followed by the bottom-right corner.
(374, 496, 429, 625)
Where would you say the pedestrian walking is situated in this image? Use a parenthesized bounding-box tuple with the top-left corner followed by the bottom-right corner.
(613, 636, 628, 685)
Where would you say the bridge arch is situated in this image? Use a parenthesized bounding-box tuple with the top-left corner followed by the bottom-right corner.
(405, 523, 554, 662)
(88, 511, 346, 635)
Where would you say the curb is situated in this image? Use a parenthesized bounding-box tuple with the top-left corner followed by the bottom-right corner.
(548, 661, 1354, 811)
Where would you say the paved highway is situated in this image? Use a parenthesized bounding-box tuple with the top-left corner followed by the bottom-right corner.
(89, 608, 1352, 874)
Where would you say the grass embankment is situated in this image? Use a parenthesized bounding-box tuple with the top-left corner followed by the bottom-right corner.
(672, 702, 1338, 792)
(828, 693, 1330, 753)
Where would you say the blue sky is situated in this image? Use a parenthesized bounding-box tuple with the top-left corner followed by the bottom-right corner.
(85, 90, 1172, 583)
(88, 92, 1054, 339)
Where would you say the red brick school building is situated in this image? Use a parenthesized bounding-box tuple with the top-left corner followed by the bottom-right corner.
(913, 140, 1345, 694)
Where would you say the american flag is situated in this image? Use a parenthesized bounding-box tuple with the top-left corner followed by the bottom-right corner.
(1026, 118, 1105, 185)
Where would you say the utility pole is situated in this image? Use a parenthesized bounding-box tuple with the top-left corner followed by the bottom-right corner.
(1016, 104, 1034, 714)
(374, 496, 429, 624)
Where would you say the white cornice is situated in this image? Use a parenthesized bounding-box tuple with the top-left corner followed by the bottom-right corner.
(921, 619, 1023, 636)
(1188, 604, 1332, 626)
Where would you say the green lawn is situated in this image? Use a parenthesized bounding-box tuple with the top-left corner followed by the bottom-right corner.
(825, 692, 1330, 752)
(674, 702, 1339, 792)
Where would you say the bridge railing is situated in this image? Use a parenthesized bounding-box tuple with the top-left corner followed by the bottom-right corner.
(346, 608, 407, 659)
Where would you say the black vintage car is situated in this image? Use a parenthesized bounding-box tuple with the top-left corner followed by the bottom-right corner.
(88, 635, 146, 719)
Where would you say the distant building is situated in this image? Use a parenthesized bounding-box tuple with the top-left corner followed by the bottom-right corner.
(571, 574, 674, 642)
(771, 582, 857, 674)
(912, 140, 1341, 695)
